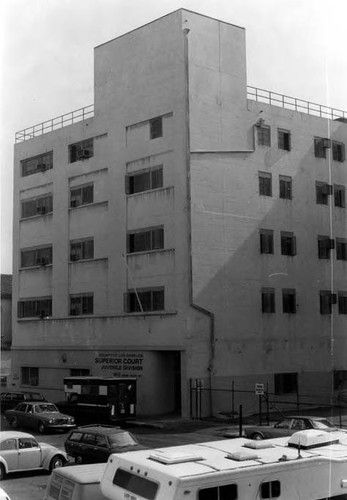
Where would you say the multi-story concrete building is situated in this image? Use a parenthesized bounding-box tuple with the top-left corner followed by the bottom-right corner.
(12, 9, 347, 417)
(1, 274, 12, 388)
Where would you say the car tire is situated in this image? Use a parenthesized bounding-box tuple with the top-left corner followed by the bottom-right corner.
(252, 433, 264, 440)
(10, 417, 18, 429)
(75, 455, 83, 465)
(38, 422, 46, 434)
(49, 455, 65, 471)
(0, 463, 5, 480)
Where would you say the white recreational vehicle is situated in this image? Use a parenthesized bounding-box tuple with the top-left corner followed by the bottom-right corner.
(100, 429, 347, 500)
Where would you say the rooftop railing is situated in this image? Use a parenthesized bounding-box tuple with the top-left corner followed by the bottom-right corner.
(15, 87, 346, 143)
(247, 86, 346, 121)
(15, 104, 94, 143)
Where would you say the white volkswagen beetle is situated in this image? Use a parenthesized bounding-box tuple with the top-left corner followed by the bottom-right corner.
(0, 431, 67, 480)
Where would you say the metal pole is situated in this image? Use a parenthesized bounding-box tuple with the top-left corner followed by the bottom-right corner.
(266, 383, 270, 425)
(259, 395, 262, 426)
(232, 380, 235, 420)
(239, 405, 243, 437)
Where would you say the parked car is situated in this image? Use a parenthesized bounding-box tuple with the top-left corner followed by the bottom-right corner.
(44, 463, 107, 500)
(244, 415, 339, 440)
(0, 487, 11, 500)
(0, 430, 67, 480)
(0, 391, 47, 412)
(4, 402, 75, 434)
(64, 425, 146, 464)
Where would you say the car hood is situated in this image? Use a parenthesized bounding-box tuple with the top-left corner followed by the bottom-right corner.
(38, 442, 67, 454)
(37, 412, 73, 420)
(110, 444, 147, 453)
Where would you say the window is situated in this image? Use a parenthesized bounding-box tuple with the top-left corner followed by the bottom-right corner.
(261, 480, 281, 499)
(70, 368, 90, 377)
(318, 236, 334, 259)
(259, 172, 272, 197)
(334, 185, 346, 208)
(127, 227, 164, 253)
(113, 469, 158, 500)
(314, 137, 330, 158)
(282, 289, 296, 313)
(69, 138, 94, 163)
(0, 439, 16, 451)
(320, 290, 336, 315)
(18, 298, 52, 318)
(70, 294, 94, 316)
(275, 373, 297, 394)
(338, 292, 347, 314)
(126, 166, 163, 195)
(199, 484, 238, 500)
(21, 246, 52, 268)
(316, 182, 332, 205)
(278, 129, 291, 151)
(257, 125, 271, 146)
(260, 229, 274, 254)
(124, 288, 164, 313)
(70, 238, 94, 261)
(149, 117, 163, 139)
(21, 152, 53, 177)
(70, 184, 93, 207)
(333, 141, 345, 162)
(334, 370, 347, 390)
(21, 367, 39, 386)
(336, 238, 347, 260)
(262, 288, 275, 313)
(281, 231, 296, 256)
(21, 195, 53, 218)
(279, 175, 292, 200)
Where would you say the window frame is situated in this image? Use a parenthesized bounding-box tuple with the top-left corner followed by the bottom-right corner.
(21, 152, 53, 178)
(282, 289, 297, 314)
(334, 184, 346, 208)
(314, 137, 328, 159)
(17, 297, 52, 319)
(70, 238, 94, 261)
(124, 287, 165, 313)
(69, 293, 94, 316)
(257, 125, 271, 146)
(318, 235, 334, 259)
(21, 195, 53, 219)
(21, 367, 39, 387)
(315, 181, 331, 205)
(70, 184, 94, 208)
(279, 175, 292, 200)
(336, 238, 347, 261)
(320, 290, 336, 315)
(332, 141, 345, 162)
(125, 166, 163, 195)
(69, 138, 94, 163)
(127, 226, 164, 254)
(338, 292, 347, 315)
(260, 229, 274, 255)
(281, 231, 296, 256)
(21, 246, 53, 268)
(149, 117, 163, 140)
(259, 171, 272, 197)
(278, 129, 291, 151)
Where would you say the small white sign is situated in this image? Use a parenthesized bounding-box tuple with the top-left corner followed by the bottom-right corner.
(255, 383, 264, 395)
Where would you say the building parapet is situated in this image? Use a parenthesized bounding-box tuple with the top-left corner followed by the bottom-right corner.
(15, 87, 346, 143)
(247, 86, 346, 121)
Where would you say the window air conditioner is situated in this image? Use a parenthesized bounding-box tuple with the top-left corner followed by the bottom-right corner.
(71, 254, 79, 261)
(39, 258, 48, 266)
(322, 138, 332, 149)
(71, 199, 78, 207)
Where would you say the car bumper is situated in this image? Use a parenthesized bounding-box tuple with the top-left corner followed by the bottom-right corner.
(45, 423, 76, 431)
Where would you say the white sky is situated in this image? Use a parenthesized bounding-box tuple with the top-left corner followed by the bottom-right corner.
(1, 0, 346, 274)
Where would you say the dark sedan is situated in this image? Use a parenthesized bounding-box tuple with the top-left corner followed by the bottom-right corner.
(244, 416, 338, 440)
(5, 402, 75, 434)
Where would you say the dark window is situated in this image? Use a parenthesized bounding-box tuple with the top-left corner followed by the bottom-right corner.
(21, 367, 39, 386)
(69, 138, 94, 163)
(70, 239, 94, 261)
(21, 246, 52, 268)
(318, 236, 334, 259)
(21, 195, 53, 218)
(124, 288, 164, 313)
(257, 125, 271, 146)
(334, 185, 346, 208)
(314, 137, 329, 158)
(282, 289, 296, 313)
(332, 141, 345, 162)
(259, 172, 272, 197)
(21, 152, 53, 177)
(336, 238, 347, 260)
(127, 227, 164, 253)
(70, 184, 93, 207)
(149, 117, 163, 140)
(126, 166, 163, 195)
(281, 231, 296, 256)
(320, 290, 336, 315)
(338, 292, 347, 314)
(316, 182, 332, 205)
(278, 129, 291, 151)
(334, 370, 347, 390)
(275, 373, 297, 395)
(279, 175, 292, 200)
(262, 288, 275, 313)
(260, 229, 274, 254)
(70, 368, 90, 376)
(261, 480, 281, 498)
(18, 298, 52, 318)
(199, 484, 238, 500)
(70, 294, 94, 316)
(113, 468, 158, 500)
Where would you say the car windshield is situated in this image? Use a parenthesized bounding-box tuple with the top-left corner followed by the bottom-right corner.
(34, 403, 58, 413)
(311, 419, 337, 430)
(108, 432, 137, 447)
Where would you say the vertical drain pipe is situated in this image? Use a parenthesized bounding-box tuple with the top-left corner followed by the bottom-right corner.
(182, 20, 215, 418)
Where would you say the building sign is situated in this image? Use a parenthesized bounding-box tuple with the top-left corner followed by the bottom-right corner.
(255, 383, 265, 395)
(94, 351, 144, 378)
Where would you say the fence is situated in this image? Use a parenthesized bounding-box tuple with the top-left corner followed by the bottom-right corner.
(190, 380, 345, 427)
